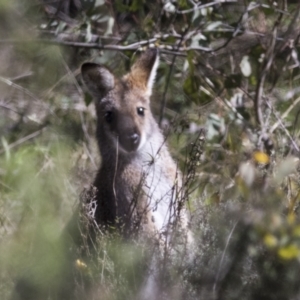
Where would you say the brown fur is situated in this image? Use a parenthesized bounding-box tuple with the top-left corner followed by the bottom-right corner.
(81, 49, 190, 240)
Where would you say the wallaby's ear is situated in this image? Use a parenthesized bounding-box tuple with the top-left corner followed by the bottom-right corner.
(130, 48, 159, 94)
(81, 63, 115, 98)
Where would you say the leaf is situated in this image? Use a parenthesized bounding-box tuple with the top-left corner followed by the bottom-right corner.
(190, 33, 206, 48)
(178, 0, 188, 9)
(129, 0, 145, 12)
(192, 8, 200, 22)
(240, 56, 252, 77)
(86, 21, 92, 43)
(275, 156, 299, 184)
(205, 21, 222, 31)
(105, 17, 114, 36)
(200, 7, 213, 16)
(163, 2, 176, 13)
(183, 73, 200, 103)
(239, 162, 256, 187)
(84, 93, 93, 106)
(1, 137, 10, 161)
(205, 114, 225, 140)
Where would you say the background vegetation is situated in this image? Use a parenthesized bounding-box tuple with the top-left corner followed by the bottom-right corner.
(1, 0, 300, 299)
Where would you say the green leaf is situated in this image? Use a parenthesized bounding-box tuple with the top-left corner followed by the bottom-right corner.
(84, 93, 93, 106)
(129, 0, 145, 12)
(183, 74, 200, 103)
(1, 137, 10, 161)
(178, 0, 188, 9)
(205, 113, 225, 140)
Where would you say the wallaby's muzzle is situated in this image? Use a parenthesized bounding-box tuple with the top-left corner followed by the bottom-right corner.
(118, 130, 141, 152)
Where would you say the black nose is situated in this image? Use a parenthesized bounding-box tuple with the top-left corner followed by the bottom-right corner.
(121, 133, 141, 152)
(130, 133, 140, 145)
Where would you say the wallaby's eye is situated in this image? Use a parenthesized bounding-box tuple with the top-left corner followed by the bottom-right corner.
(104, 111, 113, 123)
(137, 107, 145, 116)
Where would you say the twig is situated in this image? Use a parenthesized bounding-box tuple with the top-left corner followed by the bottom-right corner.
(211, 2, 256, 55)
(213, 220, 239, 294)
(254, 21, 278, 127)
(266, 100, 299, 152)
(270, 96, 300, 133)
(0, 38, 211, 54)
(0, 76, 40, 102)
(10, 72, 33, 82)
(254, 2, 298, 132)
(176, 0, 237, 14)
(0, 38, 157, 51)
(158, 54, 178, 127)
(40, 29, 122, 42)
(158, 24, 193, 126)
(0, 103, 22, 115)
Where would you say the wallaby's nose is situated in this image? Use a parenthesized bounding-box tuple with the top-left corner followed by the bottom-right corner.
(120, 132, 141, 153)
(130, 133, 140, 145)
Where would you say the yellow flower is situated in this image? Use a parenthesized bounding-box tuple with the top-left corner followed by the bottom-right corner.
(278, 244, 300, 260)
(253, 151, 270, 164)
(264, 234, 278, 248)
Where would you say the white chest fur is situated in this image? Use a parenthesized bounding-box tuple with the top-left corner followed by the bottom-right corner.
(136, 140, 179, 235)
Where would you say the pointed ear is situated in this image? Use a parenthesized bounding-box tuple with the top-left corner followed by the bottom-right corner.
(81, 63, 115, 98)
(130, 49, 159, 95)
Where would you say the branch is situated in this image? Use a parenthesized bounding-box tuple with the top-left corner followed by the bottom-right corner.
(0, 103, 22, 115)
(270, 96, 300, 133)
(158, 24, 194, 126)
(0, 38, 211, 54)
(176, 0, 238, 14)
(0, 76, 40, 102)
(254, 21, 278, 127)
(213, 220, 239, 295)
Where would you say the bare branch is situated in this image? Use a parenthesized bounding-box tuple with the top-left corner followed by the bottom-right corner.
(213, 220, 239, 295)
(0, 38, 212, 54)
(176, 0, 238, 14)
(0, 76, 40, 102)
(254, 22, 278, 127)
(270, 96, 300, 133)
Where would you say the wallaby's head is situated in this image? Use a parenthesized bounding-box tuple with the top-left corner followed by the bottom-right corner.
(81, 49, 159, 154)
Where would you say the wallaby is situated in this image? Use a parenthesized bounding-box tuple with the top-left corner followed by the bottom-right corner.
(81, 49, 192, 299)
(81, 48, 191, 240)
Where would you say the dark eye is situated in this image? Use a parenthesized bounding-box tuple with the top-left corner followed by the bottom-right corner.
(137, 107, 145, 116)
(104, 111, 113, 123)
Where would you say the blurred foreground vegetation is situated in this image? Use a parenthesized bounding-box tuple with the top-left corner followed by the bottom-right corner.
(1, 0, 300, 299)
